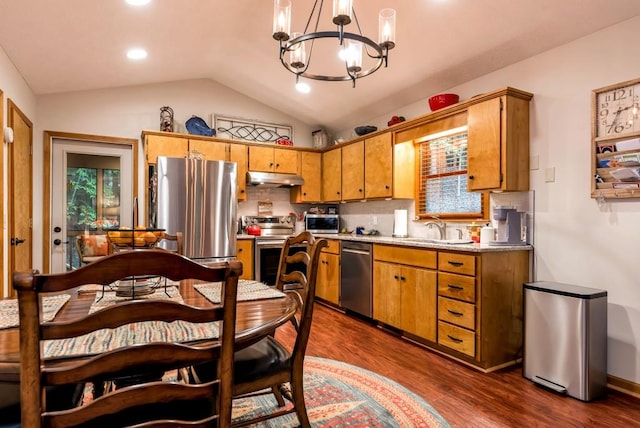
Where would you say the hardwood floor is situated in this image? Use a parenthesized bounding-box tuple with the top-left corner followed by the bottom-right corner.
(276, 303, 640, 427)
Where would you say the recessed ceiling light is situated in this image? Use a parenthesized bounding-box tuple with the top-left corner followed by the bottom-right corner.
(126, 48, 148, 60)
(125, 0, 151, 5)
(295, 82, 311, 94)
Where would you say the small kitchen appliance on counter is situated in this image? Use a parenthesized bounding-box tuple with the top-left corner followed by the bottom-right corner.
(489, 206, 527, 246)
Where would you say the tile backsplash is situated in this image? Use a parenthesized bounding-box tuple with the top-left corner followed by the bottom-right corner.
(239, 187, 534, 244)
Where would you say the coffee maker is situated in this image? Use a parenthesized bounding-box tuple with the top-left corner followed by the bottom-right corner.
(489, 206, 527, 246)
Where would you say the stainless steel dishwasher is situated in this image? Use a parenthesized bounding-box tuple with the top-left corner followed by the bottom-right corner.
(340, 241, 372, 317)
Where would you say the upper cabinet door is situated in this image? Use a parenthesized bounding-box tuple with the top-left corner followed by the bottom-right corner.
(365, 133, 393, 199)
(322, 148, 342, 202)
(229, 144, 248, 201)
(146, 135, 189, 164)
(295, 151, 322, 202)
(467, 94, 530, 192)
(273, 148, 299, 174)
(342, 141, 365, 200)
(467, 97, 503, 191)
(248, 146, 275, 172)
(189, 140, 228, 161)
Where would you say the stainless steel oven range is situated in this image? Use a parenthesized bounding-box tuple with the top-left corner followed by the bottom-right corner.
(241, 215, 305, 286)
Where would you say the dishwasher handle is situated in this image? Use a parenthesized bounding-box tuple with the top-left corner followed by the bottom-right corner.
(342, 248, 371, 256)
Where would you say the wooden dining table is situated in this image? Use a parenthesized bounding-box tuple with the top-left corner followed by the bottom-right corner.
(0, 280, 298, 383)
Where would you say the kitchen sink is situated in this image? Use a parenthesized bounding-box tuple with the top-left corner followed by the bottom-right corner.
(402, 238, 474, 245)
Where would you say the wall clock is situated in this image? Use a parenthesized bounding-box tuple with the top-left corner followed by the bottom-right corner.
(593, 78, 640, 138)
(591, 77, 640, 200)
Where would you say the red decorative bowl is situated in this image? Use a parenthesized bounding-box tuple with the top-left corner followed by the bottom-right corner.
(428, 93, 460, 111)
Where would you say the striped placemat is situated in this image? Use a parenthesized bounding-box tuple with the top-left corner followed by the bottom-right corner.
(43, 319, 219, 359)
(0, 294, 71, 330)
(44, 287, 217, 359)
(195, 280, 285, 303)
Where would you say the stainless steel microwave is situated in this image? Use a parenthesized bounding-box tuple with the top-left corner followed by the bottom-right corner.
(305, 214, 339, 234)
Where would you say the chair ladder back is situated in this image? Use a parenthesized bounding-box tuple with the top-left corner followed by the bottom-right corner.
(13, 251, 241, 428)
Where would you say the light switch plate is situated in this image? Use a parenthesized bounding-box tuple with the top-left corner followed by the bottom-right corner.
(530, 155, 539, 170)
(545, 167, 555, 183)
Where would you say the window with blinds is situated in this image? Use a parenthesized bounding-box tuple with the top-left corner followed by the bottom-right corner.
(417, 131, 486, 219)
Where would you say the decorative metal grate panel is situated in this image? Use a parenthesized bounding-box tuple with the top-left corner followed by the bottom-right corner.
(213, 115, 293, 144)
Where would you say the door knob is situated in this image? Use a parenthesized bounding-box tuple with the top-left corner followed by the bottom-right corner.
(53, 239, 69, 246)
(11, 238, 26, 246)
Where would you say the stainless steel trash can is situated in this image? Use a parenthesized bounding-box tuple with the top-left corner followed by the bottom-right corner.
(523, 281, 607, 401)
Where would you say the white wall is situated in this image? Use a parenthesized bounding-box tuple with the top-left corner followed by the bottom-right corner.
(350, 16, 640, 384)
(0, 45, 37, 297)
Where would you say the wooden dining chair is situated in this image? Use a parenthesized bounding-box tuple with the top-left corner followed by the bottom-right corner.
(13, 250, 241, 428)
(75, 233, 110, 266)
(192, 231, 328, 427)
(157, 231, 184, 254)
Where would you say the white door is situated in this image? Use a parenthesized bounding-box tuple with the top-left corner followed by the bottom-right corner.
(51, 139, 133, 273)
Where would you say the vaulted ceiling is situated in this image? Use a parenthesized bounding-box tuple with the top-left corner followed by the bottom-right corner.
(1, 0, 640, 133)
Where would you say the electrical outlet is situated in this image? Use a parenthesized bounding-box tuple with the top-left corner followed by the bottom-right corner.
(372, 215, 378, 225)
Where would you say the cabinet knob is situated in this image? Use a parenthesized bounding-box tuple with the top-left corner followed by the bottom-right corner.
(393, 274, 399, 280)
(400, 276, 406, 281)
(385, 185, 390, 189)
(469, 175, 474, 180)
(276, 163, 280, 168)
(359, 189, 363, 193)
(240, 189, 245, 194)
(238, 248, 243, 252)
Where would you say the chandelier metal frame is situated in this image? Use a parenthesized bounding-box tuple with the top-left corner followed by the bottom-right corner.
(273, 0, 396, 88)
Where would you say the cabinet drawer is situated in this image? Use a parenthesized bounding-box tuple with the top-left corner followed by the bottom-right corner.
(438, 272, 475, 303)
(438, 252, 476, 276)
(374, 245, 437, 269)
(438, 321, 475, 357)
(322, 239, 341, 254)
(438, 297, 475, 330)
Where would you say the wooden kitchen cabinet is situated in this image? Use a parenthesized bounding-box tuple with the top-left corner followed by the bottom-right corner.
(145, 134, 189, 163)
(322, 147, 342, 202)
(467, 92, 531, 192)
(373, 245, 437, 342)
(316, 239, 340, 305)
(146, 134, 228, 163)
(235, 239, 253, 280)
(189, 139, 227, 161)
(341, 133, 394, 201)
(248, 146, 299, 174)
(342, 141, 365, 200)
(364, 133, 393, 199)
(291, 151, 322, 203)
(229, 144, 248, 201)
(435, 249, 530, 370)
(144, 131, 250, 202)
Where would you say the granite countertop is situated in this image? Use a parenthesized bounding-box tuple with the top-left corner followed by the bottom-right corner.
(238, 233, 532, 253)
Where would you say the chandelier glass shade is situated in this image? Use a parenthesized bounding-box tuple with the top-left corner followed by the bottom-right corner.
(273, 0, 396, 88)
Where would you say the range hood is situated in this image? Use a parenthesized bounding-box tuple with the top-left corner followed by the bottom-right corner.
(246, 171, 305, 187)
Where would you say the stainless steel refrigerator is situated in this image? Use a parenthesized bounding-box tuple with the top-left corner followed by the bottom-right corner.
(152, 156, 237, 261)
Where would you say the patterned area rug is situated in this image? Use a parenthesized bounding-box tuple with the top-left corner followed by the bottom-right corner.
(233, 356, 449, 427)
(81, 357, 449, 427)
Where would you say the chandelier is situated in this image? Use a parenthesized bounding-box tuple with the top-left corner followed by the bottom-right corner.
(272, 0, 396, 88)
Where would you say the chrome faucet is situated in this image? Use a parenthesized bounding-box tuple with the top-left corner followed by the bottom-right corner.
(424, 217, 446, 240)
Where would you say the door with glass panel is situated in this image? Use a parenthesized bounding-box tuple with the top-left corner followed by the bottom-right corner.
(50, 140, 133, 273)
